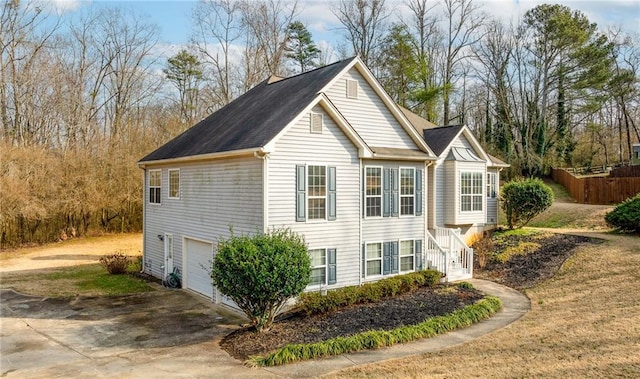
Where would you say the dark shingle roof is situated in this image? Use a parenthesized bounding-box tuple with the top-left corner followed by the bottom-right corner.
(422, 125, 464, 156)
(140, 57, 356, 163)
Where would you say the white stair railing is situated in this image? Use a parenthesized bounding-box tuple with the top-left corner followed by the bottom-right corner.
(431, 227, 474, 280)
(425, 231, 448, 277)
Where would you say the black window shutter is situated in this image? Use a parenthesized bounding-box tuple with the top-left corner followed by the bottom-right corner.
(296, 165, 306, 222)
(383, 242, 391, 275)
(328, 248, 337, 284)
(391, 241, 399, 274)
(328, 166, 336, 221)
(391, 168, 399, 217)
(383, 168, 391, 217)
(415, 169, 423, 216)
(415, 239, 423, 270)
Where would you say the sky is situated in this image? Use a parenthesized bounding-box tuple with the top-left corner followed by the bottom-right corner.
(41, 0, 640, 61)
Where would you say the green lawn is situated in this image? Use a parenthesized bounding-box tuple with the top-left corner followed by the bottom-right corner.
(1, 264, 153, 297)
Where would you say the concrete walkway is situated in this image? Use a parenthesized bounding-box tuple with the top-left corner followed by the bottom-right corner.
(263, 279, 530, 378)
(1, 280, 529, 378)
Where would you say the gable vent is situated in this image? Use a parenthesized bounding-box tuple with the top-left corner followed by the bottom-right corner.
(310, 113, 323, 133)
(346, 79, 358, 99)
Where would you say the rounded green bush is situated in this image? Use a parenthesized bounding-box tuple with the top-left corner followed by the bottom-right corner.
(501, 178, 554, 229)
(212, 228, 311, 332)
(605, 194, 640, 232)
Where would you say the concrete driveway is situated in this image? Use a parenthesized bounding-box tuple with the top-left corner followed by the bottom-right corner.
(0, 286, 275, 378)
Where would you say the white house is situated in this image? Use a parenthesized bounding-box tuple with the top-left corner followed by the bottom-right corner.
(138, 57, 505, 304)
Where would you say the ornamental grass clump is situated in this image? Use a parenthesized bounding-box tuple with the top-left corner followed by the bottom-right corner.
(99, 251, 130, 274)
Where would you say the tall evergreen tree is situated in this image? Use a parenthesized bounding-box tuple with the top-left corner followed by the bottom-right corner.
(164, 49, 204, 124)
(284, 21, 320, 73)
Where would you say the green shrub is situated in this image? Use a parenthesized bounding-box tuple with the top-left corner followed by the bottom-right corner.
(99, 252, 130, 275)
(297, 270, 441, 316)
(501, 178, 554, 229)
(457, 281, 474, 290)
(212, 228, 311, 332)
(605, 194, 640, 232)
(248, 296, 503, 366)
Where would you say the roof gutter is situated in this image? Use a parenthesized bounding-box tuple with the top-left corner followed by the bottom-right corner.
(137, 147, 264, 168)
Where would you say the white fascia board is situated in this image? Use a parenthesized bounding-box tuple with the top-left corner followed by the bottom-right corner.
(137, 148, 260, 168)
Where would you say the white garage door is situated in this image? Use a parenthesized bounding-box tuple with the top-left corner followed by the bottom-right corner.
(184, 238, 214, 299)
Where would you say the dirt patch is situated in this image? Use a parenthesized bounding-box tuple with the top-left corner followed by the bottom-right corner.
(221, 284, 483, 360)
(475, 231, 601, 289)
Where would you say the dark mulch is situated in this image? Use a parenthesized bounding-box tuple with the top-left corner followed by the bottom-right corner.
(475, 231, 601, 289)
(221, 285, 483, 360)
(222, 231, 601, 361)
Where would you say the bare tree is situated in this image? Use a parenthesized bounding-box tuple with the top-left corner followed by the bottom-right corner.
(332, 0, 388, 67)
(191, 0, 243, 108)
(239, 0, 298, 76)
(441, 0, 485, 125)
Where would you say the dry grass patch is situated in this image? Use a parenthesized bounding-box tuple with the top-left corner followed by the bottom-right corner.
(0, 233, 142, 272)
(328, 232, 640, 378)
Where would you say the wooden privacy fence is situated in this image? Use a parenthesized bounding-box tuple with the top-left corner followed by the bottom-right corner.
(551, 168, 640, 205)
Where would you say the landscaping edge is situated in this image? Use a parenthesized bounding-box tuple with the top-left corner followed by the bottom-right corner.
(247, 295, 503, 367)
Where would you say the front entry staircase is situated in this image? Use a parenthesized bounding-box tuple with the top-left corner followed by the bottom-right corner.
(424, 227, 474, 281)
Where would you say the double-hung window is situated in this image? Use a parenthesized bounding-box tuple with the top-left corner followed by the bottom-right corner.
(168, 169, 180, 199)
(309, 248, 337, 285)
(366, 243, 382, 276)
(149, 169, 161, 204)
(461, 172, 483, 211)
(296, 165, 336, 222)
(487, 172, 497, 199)
(308, 165, 326, 220)
(309, 249, 327, 285)
(365, 167, 382, 217)
(400, 168, 415, 215)
(399, 240, 415, 272)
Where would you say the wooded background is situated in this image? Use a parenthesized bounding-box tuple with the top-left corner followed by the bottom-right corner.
(1, 0, 638, 247)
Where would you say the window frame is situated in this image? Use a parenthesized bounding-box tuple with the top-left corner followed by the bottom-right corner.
(308, 248, 327, 286)
(399, 167, 415, 216)
(365, 242, 383, 278)
(168, 169, 180, 199)
(399, 240, 415, 273)
(460, 171, 483, 212)
(365, 166, 383, 218)
(307, 164, 327, 221)
(487, 172, 497, 199)
(148, 169, 162, 205)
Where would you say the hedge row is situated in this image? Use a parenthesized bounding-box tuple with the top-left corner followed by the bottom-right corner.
(248, 296, 503, 367)
(297, 270, 443, 316)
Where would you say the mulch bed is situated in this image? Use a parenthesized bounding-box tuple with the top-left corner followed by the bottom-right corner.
(475, 232, 600, 289)
(221, 285, 483, 360)
(222, 231, 600, 361)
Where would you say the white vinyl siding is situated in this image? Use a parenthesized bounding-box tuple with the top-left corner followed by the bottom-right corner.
(365, 166, 382, 217)
(268, 106, 361, 287)
(143, 157, 263, 282)
(168, 169, 180, 199)
(149, 169, 161, 204)
(325, 68, 417, 149)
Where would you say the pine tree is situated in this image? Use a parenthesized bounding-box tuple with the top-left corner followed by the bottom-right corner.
(284, 21, 320, 73)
